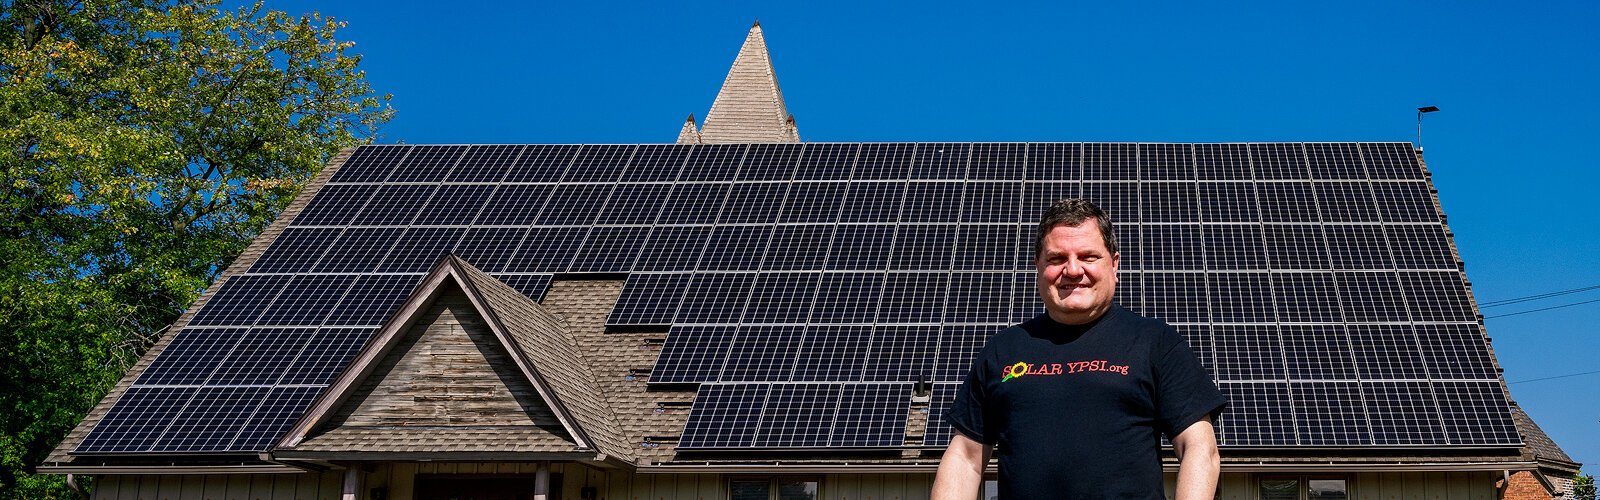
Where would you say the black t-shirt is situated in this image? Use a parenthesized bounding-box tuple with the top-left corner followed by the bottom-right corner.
(947, 305, 1227, 500)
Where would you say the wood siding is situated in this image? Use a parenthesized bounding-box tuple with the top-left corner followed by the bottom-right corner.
(90, 469, 1501, 500)
(327, 286, 564, 431)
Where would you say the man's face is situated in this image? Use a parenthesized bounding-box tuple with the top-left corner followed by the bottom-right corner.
(1035, 219, 1119, 324)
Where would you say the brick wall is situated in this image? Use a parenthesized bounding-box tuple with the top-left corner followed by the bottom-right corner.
(1499, 471, 1553, 500)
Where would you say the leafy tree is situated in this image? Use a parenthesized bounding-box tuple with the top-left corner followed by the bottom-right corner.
(1575, 473, 1595, 500)
(0, 0, 390, 497)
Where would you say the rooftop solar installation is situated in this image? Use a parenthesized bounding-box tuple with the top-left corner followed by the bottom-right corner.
(75, 142, 1519, 455)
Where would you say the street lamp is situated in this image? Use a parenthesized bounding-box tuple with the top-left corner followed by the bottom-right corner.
(1417, 106, 1440, 151)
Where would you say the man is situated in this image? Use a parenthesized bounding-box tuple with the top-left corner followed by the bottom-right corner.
(932, 199, 1225, 500)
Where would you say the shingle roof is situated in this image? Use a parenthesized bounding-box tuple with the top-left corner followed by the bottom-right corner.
(1512, 405, 1577, 466)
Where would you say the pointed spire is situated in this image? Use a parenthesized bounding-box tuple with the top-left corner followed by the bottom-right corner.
(695, 23, 801, 143)
(676, 113, 701, 144)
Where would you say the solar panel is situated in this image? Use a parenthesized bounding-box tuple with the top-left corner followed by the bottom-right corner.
(753, 383, 839, 447)
(620, 144, 690, 182)
(250, 227, 342, 273)
(385, 145, 465, 183)
(762, 225, 834, 271)
(444, 144, 520, 183)
(923, 383, 964, 446)
(838, 182, 904, 223)
(1292, 381, 1371, 446)
(290, 184, 377, 226)
(652, 326, 737, 383)
(721, 325, 804, 382)
(852, 144, 913, 180)
(607, 273, 691, 326)
(680, 144, 746, 182)
(568, 226, 647, 273)
(1217, 382, 1295, 446)
(792, 325, 872, 381)
(501, 144, 578, 183)
(808, 272, 883, 324)
(87, 142, 1519, 456)
(1364, 381, 1446, 445)
(737, 144, 802, 181)
(678, 383, 770, 449)
(793, 143, 858, 180)
(830, 383, 912, 447)
(969, 143, 1025, 181)
(561, 145, 634, 183)
(863, 325, 939, 382)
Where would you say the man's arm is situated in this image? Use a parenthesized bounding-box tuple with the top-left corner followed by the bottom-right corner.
(1170, 416, 1220, 500)
(932, 432, 992, 500)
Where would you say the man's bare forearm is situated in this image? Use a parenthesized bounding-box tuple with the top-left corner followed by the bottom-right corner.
(1172, 419, 1220, 500)
(932, 434, 990, 500)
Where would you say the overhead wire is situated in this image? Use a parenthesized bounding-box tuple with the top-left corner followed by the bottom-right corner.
(1483, 297, 1600, 319)
(1509, 370, 1600, 385)
(1479, 283, 1600, 308)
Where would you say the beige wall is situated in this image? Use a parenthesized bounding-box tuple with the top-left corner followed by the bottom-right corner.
(90, 466, 1501, 500)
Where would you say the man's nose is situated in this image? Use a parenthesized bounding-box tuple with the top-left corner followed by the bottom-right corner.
(1063, 258, 1086, 278)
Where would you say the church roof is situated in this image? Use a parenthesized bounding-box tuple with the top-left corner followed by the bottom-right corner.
(690, 22, 801, 144)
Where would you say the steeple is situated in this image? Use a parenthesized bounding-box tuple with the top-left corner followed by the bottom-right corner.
(676, 114, 701, 144)
(686, 21, 801, 144)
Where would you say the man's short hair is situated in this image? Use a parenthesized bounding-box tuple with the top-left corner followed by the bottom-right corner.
(1035, 198, 1118, 257)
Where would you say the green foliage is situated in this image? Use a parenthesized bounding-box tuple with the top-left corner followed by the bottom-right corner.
(0, 0, 390, 497)
(1575, 473, 1595, 500)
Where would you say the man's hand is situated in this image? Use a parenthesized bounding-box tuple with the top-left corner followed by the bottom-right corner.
(1171, 416, 1220, 500)
(932, 432, 992, 500)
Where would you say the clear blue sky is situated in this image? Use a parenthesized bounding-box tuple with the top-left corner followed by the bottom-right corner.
(251, 0, 1598, 470)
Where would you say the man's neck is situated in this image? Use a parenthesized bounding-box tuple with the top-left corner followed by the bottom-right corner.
(1046, 303, 1112, 326)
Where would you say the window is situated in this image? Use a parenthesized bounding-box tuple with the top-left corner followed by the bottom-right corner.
(730, 478, 820, 500)
(1259, 476, 1349, 500)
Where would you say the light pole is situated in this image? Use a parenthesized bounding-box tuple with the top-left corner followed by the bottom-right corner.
(1416, 106, 1440, 151)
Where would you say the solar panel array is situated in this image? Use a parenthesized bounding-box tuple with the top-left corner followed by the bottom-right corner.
(77, 142, 1518, 455)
